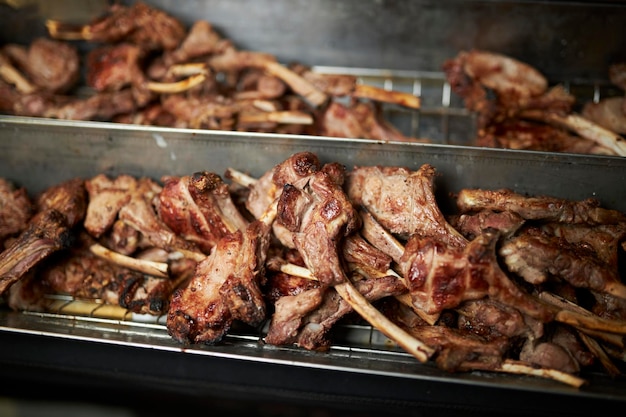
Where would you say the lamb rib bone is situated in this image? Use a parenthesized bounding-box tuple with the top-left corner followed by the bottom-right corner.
(89, 243, 169, 278)
(277, 262, 434, 362)
(520, 109, 626, 157)
(352, 84, 421, 109)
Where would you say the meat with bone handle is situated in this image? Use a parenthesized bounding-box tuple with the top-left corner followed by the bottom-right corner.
(7, 232, 180, 315)
(265, 268, 407, 350)
(398, 230, 554, 321)
(265, 234, 405, 349)
(166, 200, 276, 344)
(519, 110, 626, 157)
(476, 118, 615, 155)
(0, 178, 87, 295)
(346, 164, 467, 245)
(156, 171, 249, 254)
(318, 100, 426, 143)
(47, 2, 186, 51)
(456, 188, 626, 225)
(500, 225, 626, 300)
(443, 49, 625, 156)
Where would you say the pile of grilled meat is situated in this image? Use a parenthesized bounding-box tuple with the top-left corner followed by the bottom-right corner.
(1, 151, 626, 388)
(1, 1, 625, 155)
(0, 2, 422, 143)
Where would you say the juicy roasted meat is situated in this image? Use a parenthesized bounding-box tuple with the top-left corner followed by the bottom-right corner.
(7, 232, 176, 315)
(582, 96, 626, 135)
(167, 215, 272, 344)
(500, 225, 626, 299)
(519, 325, 595, 374)
(449, 209, 525, 241)
(115, 177, 201, 256)
(477, 118, 610, 155)
(265, 274, 406, 349)
(0, 178, 33, 248)
(87, 44, 146, 92)
(318, 100, 421, 142)
(75, 2, 186, 51)
(276, 163, 360, 287)
(457, 298, 543, 340)
(84, 174, 135, 238)
(346, 164, 466, 246)
(157, 171, 249, 254)
(457, 188, 626, 225)
(147, 20, 230, 79)
(0, 210, 75, 295)
(398, 230, 553, 322)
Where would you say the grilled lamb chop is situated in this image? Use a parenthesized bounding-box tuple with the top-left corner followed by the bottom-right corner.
(477, 118, 613, 155)
(167, 206, 274, 344)
(48, 2, 186, 51)
(276, 162, 360, 287)
(500, 225, 626, 300)
(157, 171, 249, 254)
(318, 100, 423, 142)
(6, 231, 176, 315)
(456, 188, 626, 225)
(346, 164, 466, 246)
(0, 178, 86, 294)
(265, 273, 407, 350)
(398, 230, 553, 322)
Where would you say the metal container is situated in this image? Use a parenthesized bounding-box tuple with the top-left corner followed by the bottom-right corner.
(1, 1, 626, 415)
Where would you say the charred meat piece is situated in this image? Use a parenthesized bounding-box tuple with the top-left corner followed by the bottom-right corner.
(0, 178, 86, 294)
(266, 274, 406, 350)
(276, 163, 360, 287)
(167, 214, 273, 344)
(49, 2, 186, 51)
(116, 177, 201, 257)
(448, 209, 525, 241)
(500, 225, 626, 300)
(477, 118, 612, 155)
(318, 100, 422, 142)
(84, 174, 136, 238)
(346, 164, 466, 246)
(398, 230, 553, 322)
(457, 188, 626, 225)
(157, 171, 249, 254)
(87, 43, 146, 92)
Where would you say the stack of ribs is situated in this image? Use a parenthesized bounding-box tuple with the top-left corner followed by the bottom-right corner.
(443, 50, 626, 156)
(0, 2, 423, 143)
(2, 151, 626, 388)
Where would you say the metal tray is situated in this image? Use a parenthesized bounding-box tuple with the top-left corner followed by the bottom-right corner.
(2, 1, 626, 414)
(1, 116, 626, 416)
